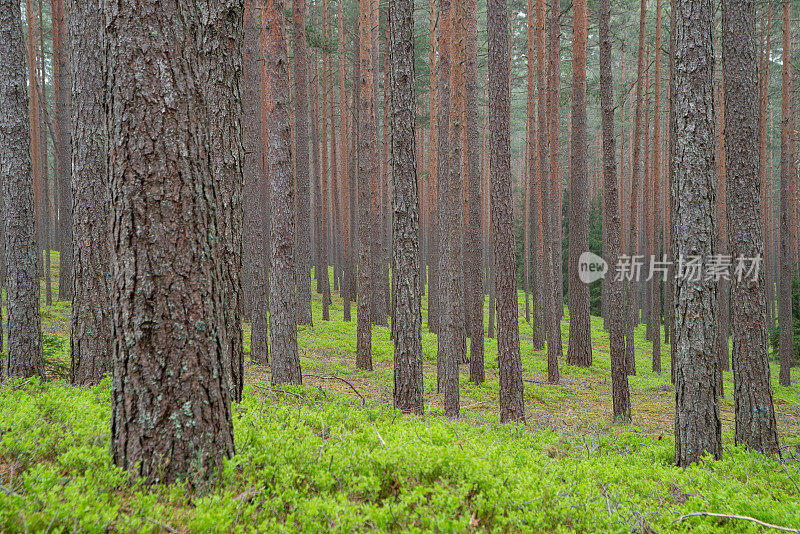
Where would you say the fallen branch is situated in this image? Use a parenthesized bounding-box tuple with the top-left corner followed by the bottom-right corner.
(303, 374, 366, 406)
(674, 512, 800, 533)
(145, 517, 179, 533)
(252, 384, 307, 402)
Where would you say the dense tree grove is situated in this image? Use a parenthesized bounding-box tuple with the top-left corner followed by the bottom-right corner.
(1, 0, 799, 509)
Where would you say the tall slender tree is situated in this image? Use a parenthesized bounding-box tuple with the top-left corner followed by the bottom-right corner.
(389, 0, 423, 414)
(566, 0, 591, 368)
(489, 0, 524, 422)
(106, 0, 237, 483)
(69, 0, 111, 385)
(294, 0, 313, 326)
(465, 0, 485, 383)
(357, 0, 378, 370)
(599, 0, 631, 422)
(673, 0, 721, 467)
(722, 0, 781, 457)
(243, 0, 270, 365)
(0, 0, 43, 380)
(778, 0, 793, 387)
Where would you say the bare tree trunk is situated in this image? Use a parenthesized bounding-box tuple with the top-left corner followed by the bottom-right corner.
(566, 0, 592, 368)
(0, 0, 43, 380)
(673, 0, 722, 467)
(722, 0, 781, 457)
(389, 0, 423, 414)
(69, 0, 111, 386)
(778, 0, 793, 387)
(356, 0, 377, 370)
(466, 0, 485, 383)
(488, 0, 524, 422)
(599, 0, 630, 423)
(244, 0, 269, 365)
(106, 0, 237, 483)
(293, 0, 313, 326)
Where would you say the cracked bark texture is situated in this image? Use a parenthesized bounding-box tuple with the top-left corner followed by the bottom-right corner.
(0, 0, 43, 380)
(778, 0, 793, 387)
(52, 0, 72, 302)
(356, 0, 377, 371)
(566, 0, 591, 368)
(599, 0, 630, 422)
(389, 0, 423, 415)
(106, 0, 236, 483)
(206, 0, 245, 403)
(722, 0, 781, 457)
(672, 0, 721, 467)
(465, 0, 484, 384)
(293, 0, 313, 326)
(243, 0, 269, 365)
(265, 0, 301, 385)
(69, 0, 111, 386)
(489, 0, 524, 423)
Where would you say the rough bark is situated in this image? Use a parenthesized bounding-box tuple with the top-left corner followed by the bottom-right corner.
(489, 0, 524, 422)
(673, 0, 722, 467)
(778, 0, 793, 387)
(265, 0, 302, 385)
(465, 0, 485, 383)
(566, 0, 592, 368)
(69, 0, 111, 386)
(293, 0, 313, 326)
(356, 0, 377, 371)
(0, 0, 43, 380)
(51, 0, 72, 302)
(389, 0, 423, 414)
(651, 0, 663, 372)
(599, 0, 630, 422)
(244, 0, 270, 365)
(722, 0, 781, 457)
(106, 0, 236, 483)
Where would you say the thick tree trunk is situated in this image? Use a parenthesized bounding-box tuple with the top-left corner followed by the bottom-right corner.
(566, 0, 592, 368)
(389, 0, 423, 415)
(488, 0, 524, 422)
(0, 0, 43, 380)
(599, 0, 630, 422)
(293, 0, 313, 326)
(106, 0, 236, 483)
(68, 0, 111, 386)
(722, 0, 781, 457)
(673, 0, 722, 467)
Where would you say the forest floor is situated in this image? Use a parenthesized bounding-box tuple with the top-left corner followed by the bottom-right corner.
(1, 253, 799, 532)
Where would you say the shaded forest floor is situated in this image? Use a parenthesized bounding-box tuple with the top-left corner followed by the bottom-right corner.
(1, 252, 799, 532)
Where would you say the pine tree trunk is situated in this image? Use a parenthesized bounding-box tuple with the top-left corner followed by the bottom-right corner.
(566, 0, 591, 368)
(778, 0, 793, 387)
(293, 0, 313, 326)
(600, 0, 630, 422)
(389, 0, 423, 414)
(466, 0, 485, 383)
(51, 0, 72, 302)
(673, 0, 722, 467)
(243, 0, 269, 365)
(0, 0, 43, 380)
(356, 0, 377, 370)
(722, 0, 781, 457)
(68, 0, 111, 386)
(106, 0, 237, 483)
(488, 0, 524, 422)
